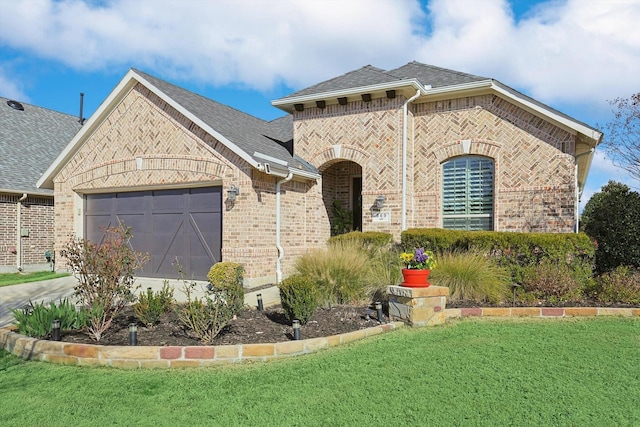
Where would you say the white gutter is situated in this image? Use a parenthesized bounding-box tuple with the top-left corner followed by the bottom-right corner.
(16, 193, 27, 271)
(276, 172, 294, 283)
(574, 148, 595, 233)
(271, 79, 424, 108)
(402, 90, 421, 231)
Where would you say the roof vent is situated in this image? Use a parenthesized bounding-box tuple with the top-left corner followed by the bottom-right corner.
(7, 100, 24, 111)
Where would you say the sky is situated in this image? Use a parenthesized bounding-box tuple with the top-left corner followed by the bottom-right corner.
(0, 0, 639, 209)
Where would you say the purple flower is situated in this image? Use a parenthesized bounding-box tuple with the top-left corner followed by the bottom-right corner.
(414, 248, 427, 263)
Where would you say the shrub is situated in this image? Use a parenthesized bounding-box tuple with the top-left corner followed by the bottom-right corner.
(278, 274, 318, 325)
(295, 239, 371, 306)
(134, 282, 174, 327)
(61, 226, 149, 341)
(175, 263, 243, 344)
(594, 266, 640, 305)
(328, 231, 394, 251)
(581, 181, 640, 273)
(207, 262, 245, 316)
(11, 298, 86, 338)
(430, 250, 509, 303)
(520, 261, 583, 304)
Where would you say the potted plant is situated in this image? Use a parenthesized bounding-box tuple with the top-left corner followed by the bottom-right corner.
(399, 248, 437, 288)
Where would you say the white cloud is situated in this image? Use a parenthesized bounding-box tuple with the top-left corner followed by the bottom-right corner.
(0, 66, 29, 101)
(0, 0, 637, 116)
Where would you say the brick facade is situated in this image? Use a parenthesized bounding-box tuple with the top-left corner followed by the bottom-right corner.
(51, 81, 579, 284)
(0, 194, 54, 272)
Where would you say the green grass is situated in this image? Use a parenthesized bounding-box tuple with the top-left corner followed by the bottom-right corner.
(0, 271, 70, 287)
(1, 318, 639, 426)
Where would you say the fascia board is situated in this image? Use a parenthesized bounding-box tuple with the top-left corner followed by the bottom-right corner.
(37, 69, 141, 189)
(288, 168, 320, 180)
(271, 79, 425, 107)
(490, 81, 603, 144)
(0, 188, 53, 197)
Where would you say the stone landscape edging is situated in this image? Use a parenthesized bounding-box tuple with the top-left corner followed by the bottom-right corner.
(0, 321, 405, 368)
(3, 306, 639, 368)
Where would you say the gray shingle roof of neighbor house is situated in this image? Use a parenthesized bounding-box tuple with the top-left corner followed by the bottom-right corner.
(0, 97, 82, 196)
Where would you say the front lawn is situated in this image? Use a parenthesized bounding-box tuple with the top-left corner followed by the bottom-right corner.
(1, 317, 639, 426)
(0, 272, 69, 287)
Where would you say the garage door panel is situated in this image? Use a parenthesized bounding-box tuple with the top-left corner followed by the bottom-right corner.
(85, 187, 221, 280)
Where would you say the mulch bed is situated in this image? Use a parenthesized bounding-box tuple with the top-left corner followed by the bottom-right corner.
(60, 304, 386, 346)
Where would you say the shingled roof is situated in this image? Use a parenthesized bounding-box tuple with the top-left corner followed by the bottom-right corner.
(0, 97, 81, 196)
(131, 69, 314, 174)
(279, 61, 488, 100)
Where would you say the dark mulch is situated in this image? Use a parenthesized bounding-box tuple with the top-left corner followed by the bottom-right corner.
(60, 304, 387, 346)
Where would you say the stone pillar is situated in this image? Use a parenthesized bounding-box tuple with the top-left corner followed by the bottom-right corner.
(387, 285, 449, 327)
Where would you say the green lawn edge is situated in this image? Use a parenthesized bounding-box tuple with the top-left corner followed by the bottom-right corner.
(1, 317, 639, 426)
(0, 272, 70, 287)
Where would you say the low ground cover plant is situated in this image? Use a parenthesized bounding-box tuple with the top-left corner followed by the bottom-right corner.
(11, 298, 86, 338)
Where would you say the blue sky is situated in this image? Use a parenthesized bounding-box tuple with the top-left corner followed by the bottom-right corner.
(1, 0, 639, 208)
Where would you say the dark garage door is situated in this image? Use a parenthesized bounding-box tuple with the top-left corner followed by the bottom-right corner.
(84, 187, 222, 280)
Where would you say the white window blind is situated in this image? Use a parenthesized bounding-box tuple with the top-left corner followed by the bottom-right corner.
(442, 156, 494, 230)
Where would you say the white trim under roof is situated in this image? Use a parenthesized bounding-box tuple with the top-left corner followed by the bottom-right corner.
(271, 79, 426, 108)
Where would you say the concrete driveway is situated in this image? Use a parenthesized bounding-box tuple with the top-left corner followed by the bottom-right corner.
(0, 275, 279, 328)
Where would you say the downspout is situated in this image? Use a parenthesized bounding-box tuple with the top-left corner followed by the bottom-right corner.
(276, 172, 293, 283)
(402, 90, 421, 231)
(574, 148, 595, 233)
(16, 193, 27, 271)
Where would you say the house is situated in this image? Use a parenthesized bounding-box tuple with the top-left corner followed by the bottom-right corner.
(0, 97, 82, 272)
(37, 62, 602, 284)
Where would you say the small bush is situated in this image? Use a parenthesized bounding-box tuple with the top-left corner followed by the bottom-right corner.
(520, 261, 583, 303)
(207, 262, 245, 316)
(134, 282, 174, 327)
(11, 298, 86, 338)
(295, 239, 371, 306)
(278, 275, 318, 325)
(62, 226, 149, 341)
(430, 250, 509, 303)
(594, 266, 640, 305)
(176, 278, 237, 344)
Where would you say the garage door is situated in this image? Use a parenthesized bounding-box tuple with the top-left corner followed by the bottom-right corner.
(84, 187, 222, 280)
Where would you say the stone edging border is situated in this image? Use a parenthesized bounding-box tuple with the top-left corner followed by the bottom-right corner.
(3, 307, 639, 368)
(0, 321, 404, 368)
(445, 306, 640, 318)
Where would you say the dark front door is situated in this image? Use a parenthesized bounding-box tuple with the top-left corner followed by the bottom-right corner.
(352, 177, 362, 231)
(84, 187, 222, 280)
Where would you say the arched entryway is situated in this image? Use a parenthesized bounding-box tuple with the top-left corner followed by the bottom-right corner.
(321, 160, 363, 235)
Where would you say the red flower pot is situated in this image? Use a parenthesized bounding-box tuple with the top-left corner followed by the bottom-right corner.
(401, 268, 431, 288)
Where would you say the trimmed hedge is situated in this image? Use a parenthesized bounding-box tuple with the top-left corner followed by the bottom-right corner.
(328, 231, 394, 250)
(401, 228, 595, 285)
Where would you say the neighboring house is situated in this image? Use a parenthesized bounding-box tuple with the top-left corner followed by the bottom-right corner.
(0, 97, 82, 272)
(38, 62, 602, 284)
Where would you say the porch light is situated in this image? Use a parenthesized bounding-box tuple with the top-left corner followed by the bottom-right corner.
(227, 185, 240, 202)
(374, 195, 386, 209)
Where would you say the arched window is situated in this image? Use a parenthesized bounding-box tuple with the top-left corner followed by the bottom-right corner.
(442, 156, 494, 230)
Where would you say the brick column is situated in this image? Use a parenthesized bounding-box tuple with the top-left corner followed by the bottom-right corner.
(387, 285, 449, 327)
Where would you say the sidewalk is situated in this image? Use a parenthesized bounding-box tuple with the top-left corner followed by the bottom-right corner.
(0, 276, 280, 328)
